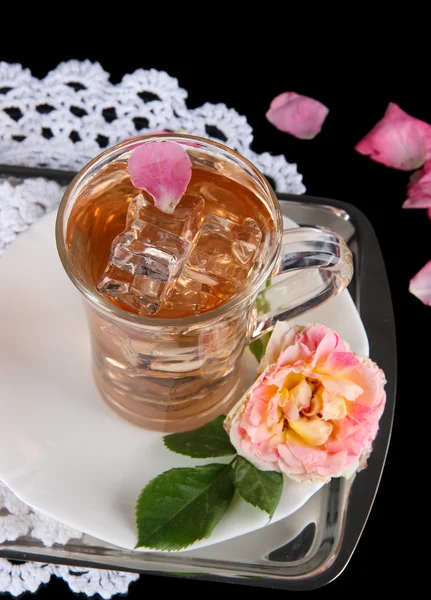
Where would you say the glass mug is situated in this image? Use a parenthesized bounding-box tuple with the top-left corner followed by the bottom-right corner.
(56, 135, 353, 432)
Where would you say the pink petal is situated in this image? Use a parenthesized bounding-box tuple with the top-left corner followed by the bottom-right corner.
(267, 395, 282, 426)
(355, 103, 431, 171)
(278, 342, 313, 367)
(298, 324, 333, 352)
(256, 439, 280, 462)
(409, 260, 431, 306)
(266, 92, 329, 140)
(324, 352, 358, 373)
(267, 365, 302, 388)
(249, 397, 268, 427)
(283, 402, 300, 423)
(260, 321, 296, 373)
(128, 141, 192, 214)
(310, 331, 348, 367)
(320, 376, 364, 402)
(402, 161, 431, 208)
(335, 358, 386, 409)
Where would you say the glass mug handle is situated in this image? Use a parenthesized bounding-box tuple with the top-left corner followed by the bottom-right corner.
(250, 227, 353, 340)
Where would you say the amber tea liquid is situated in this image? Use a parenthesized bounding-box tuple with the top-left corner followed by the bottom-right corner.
(67, 159, 274, 318)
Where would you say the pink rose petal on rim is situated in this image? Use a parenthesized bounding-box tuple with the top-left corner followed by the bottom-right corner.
(409, 260, 431, 306)
(355, 103, 431, 171)
(402, 161, 431, 209)
(266, 92, 329, 139)
(128, 141, 192, 214)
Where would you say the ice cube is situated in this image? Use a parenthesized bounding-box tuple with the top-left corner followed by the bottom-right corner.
(127, 193, 203, 240)
(97, 192, 204, 314)
(98, 265, 133, 297)
(167, 214, 262, 314)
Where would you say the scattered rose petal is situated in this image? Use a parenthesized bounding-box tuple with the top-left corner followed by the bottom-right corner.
(355, 103, 431, 170)
(128, 141, 192, 214)
(402, 161, 431, 209)
(409, 260, 431, 306)
(266, 92, 329, 139)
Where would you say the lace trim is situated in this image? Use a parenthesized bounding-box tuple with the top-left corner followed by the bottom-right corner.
(0, 559, 139, 598)
(0, 60, 305, 195)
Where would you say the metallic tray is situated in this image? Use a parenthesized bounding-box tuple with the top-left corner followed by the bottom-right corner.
(0, 164, 396, 590)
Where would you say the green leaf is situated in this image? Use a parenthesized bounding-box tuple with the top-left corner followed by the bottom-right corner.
(255, 279, 272, 314)
(163, 415, 236, 458)
(136, 463, 235, 550)
(251, 280, 272, 361)
(232, 457, 283, 519)
(249, 331, 271, 362)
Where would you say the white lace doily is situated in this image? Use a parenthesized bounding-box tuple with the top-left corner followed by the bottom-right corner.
(0, 60, 305, 598)
(0, 481, 139, 598)
(0, 60, 305, 195)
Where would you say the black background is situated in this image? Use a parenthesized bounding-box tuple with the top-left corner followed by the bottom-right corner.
(0, 56, 428, 597)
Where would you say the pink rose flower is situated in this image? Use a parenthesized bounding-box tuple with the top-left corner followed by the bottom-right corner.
(225, 322, 386, 484)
